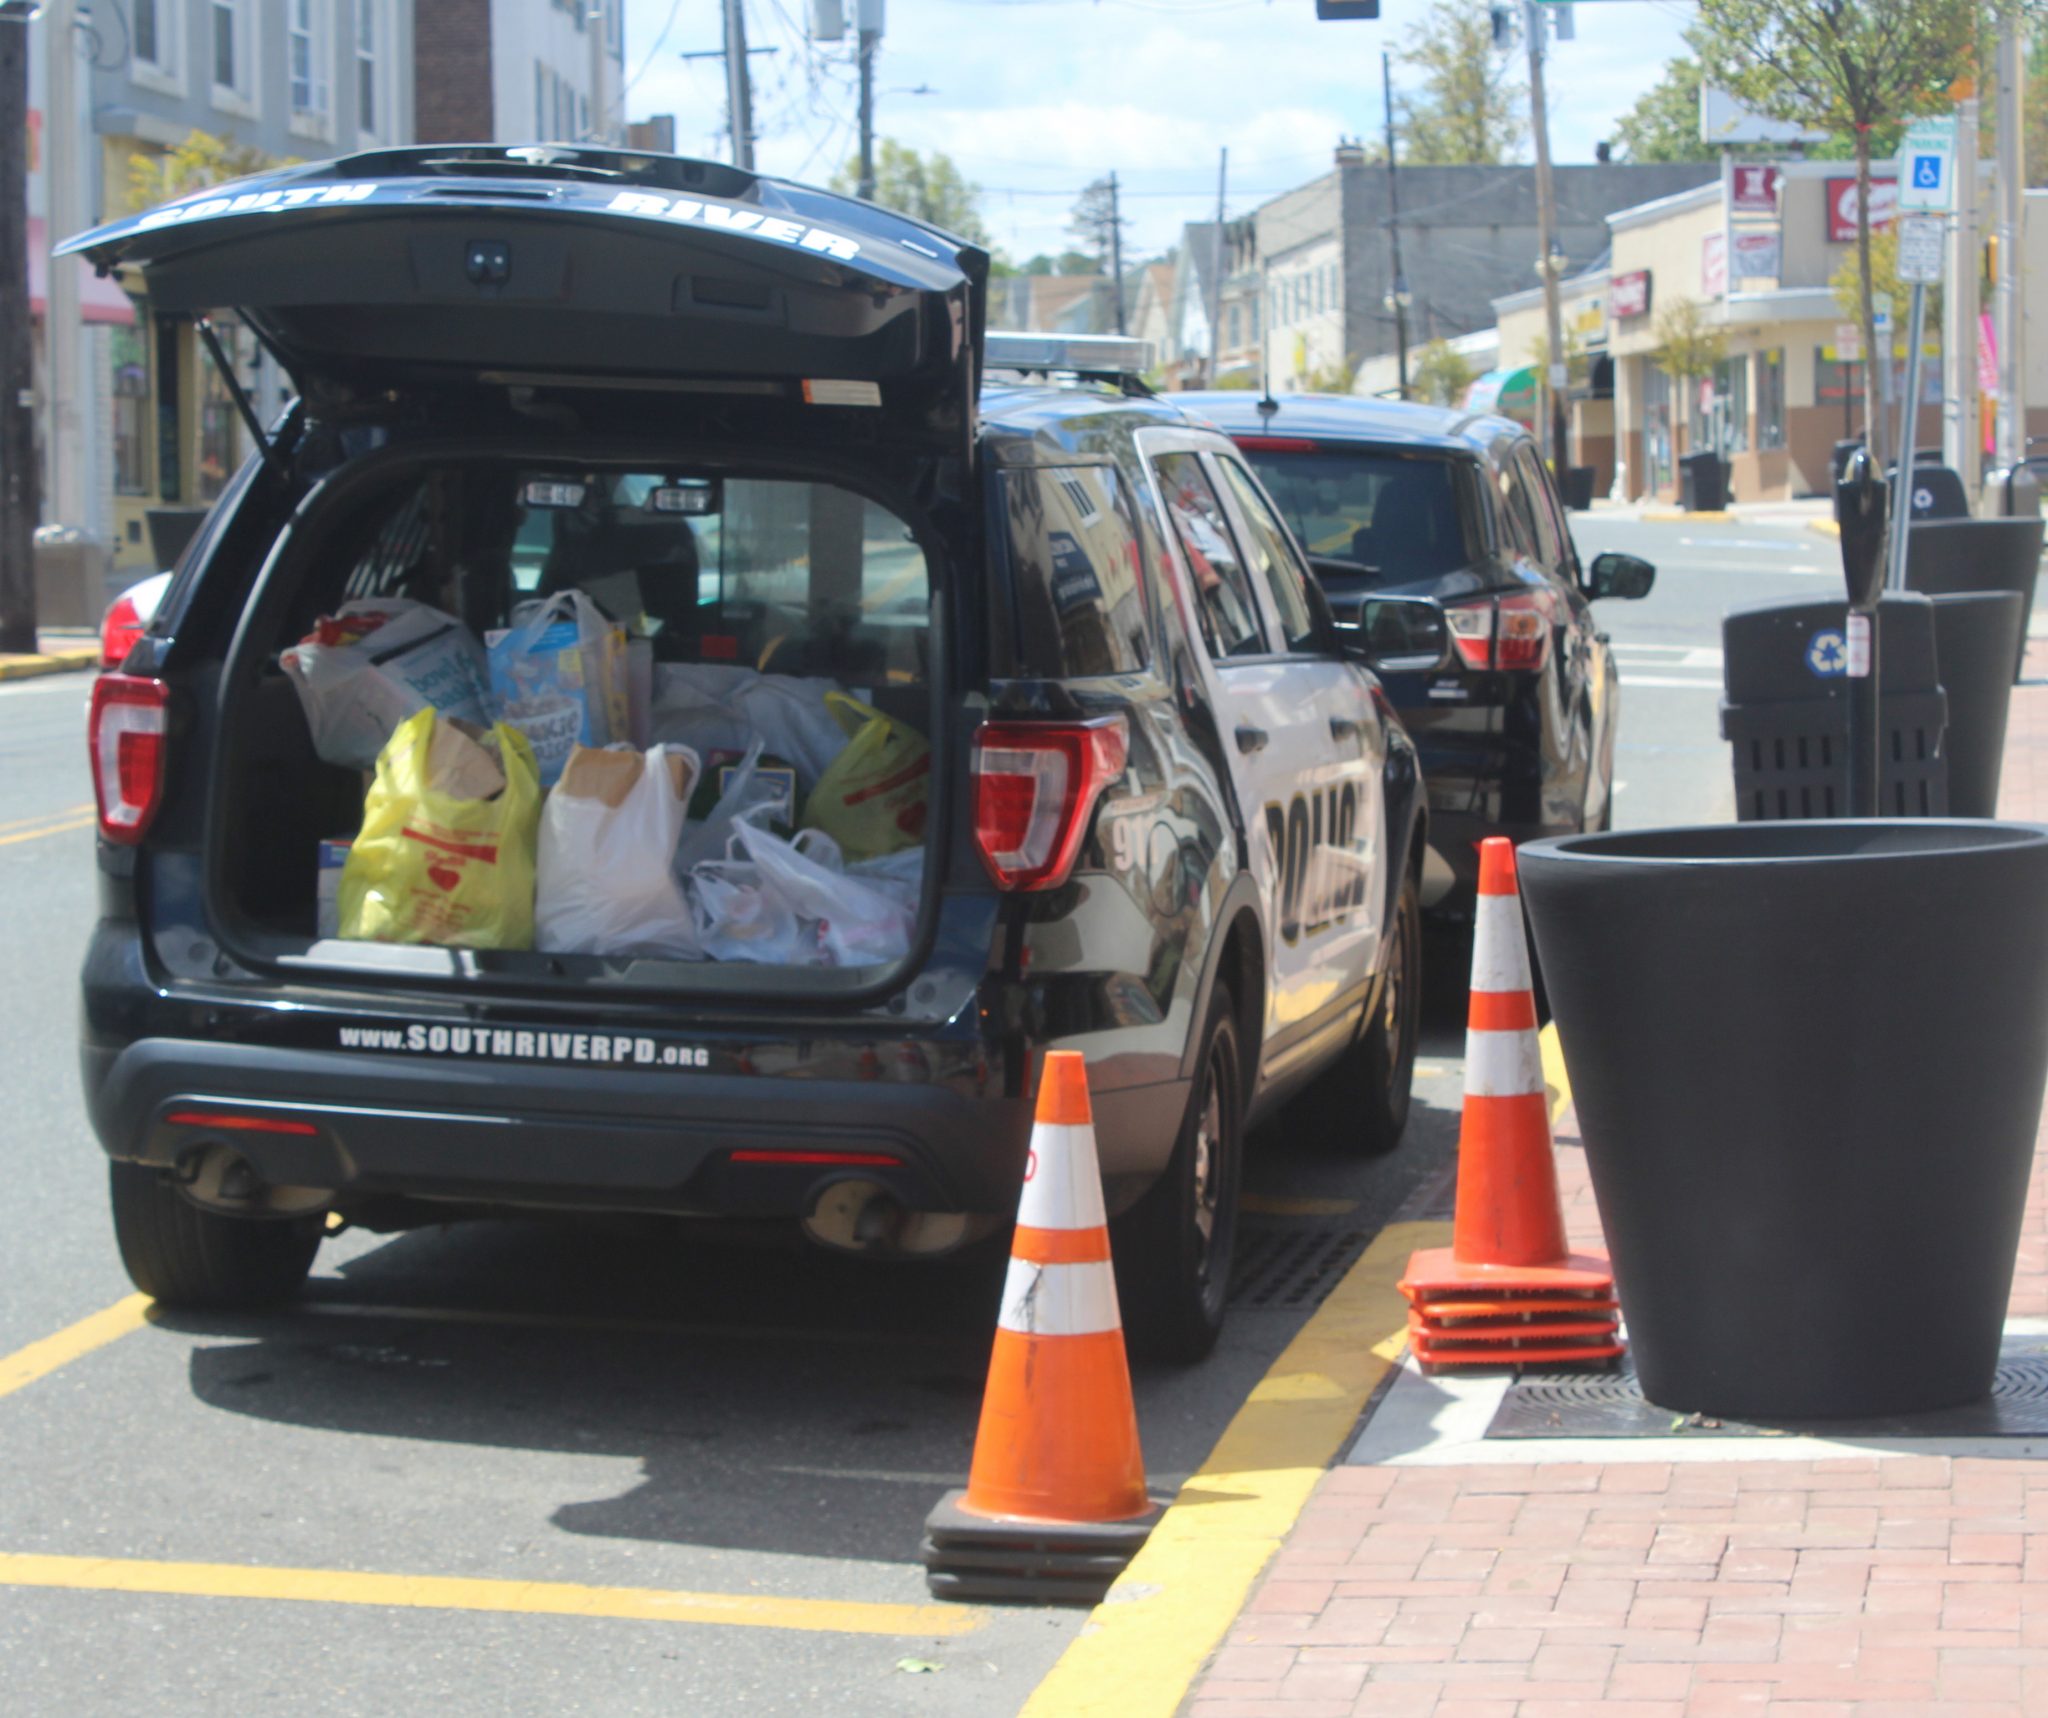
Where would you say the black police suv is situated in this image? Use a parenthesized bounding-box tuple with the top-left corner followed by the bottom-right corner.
(68, 149, 1440, 1361)
(1182, 394, 1654, 914)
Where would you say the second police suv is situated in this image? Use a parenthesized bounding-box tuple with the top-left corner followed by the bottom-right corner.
(70, 147, 1446, 1361)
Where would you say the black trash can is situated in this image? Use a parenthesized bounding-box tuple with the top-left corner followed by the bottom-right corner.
(1519, 820, 2048, 1420)
(1892, 464, 1969, 520)
(1903, 516, 2045, 680)
(1720, 595, 1948, 819)
(1679, 451, 1727, 512)
(1560, 465, 1596, 511)
(1928, 592, 2026, 816)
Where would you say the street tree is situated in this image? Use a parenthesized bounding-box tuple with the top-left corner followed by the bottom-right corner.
(1397, 0, 1525, 166)
(1829, 223, 1945, 355)
(830, 140, 989, 246)
(1412, 338, 1476, 407)
(1612, 57, 1714, 163)
(1652, 298, 1727, 456)
(1066, 177, 1126, 274)
(1688, 0, 1983, 465)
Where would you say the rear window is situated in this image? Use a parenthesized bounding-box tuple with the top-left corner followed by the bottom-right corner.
(1001, 464, 1151, 677)
(1237, 447, 1480, 586)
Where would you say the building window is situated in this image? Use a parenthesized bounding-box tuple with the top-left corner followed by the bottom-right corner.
(357, 0, 381, 136)
(1757, 348, 1785, 450)
(134, 0, 162, 64)
(111, 326, 150, 498)
(290, 0, 327, 120)
(131, 0, 184, 93)
(1227, 304, 1242, 348)
(210, 0, 256, 111)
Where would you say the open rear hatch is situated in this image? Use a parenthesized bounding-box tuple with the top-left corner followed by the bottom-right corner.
(59, 145, 989, 451)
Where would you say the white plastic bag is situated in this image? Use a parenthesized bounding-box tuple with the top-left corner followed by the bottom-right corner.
(673, 740, 795, 873)
(281, 598, 492, 771)
(731, 675, 854, 788)
(535, 745, 701, 958)
(647, 663, 850, 790)
(690, 859, 813, 965)
(732, 821, 917, 968)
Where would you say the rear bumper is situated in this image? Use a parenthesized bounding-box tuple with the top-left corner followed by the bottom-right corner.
(85, 1035, 1034, 1218)
(1424, 812, 1579, 906)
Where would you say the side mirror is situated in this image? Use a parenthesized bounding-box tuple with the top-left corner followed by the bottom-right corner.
(1343, 595, 1450, 674)
(1587, 550, 1655, 601)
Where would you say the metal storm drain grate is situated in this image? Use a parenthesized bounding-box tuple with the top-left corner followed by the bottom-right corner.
(1229, 1224, 1371, 1310)
(1489, 1356, 2048, 1440)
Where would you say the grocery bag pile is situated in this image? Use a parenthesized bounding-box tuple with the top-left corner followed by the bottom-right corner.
(283, 591, 929, 966)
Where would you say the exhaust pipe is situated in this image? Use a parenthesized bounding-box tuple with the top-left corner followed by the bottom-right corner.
(174, 1143, 332, 1219)
(800, 1179, 992, 1258)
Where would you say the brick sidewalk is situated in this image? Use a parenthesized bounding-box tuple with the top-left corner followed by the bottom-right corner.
(1185, 643, 2048, 1717)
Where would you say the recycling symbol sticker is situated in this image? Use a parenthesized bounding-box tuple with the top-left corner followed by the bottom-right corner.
(1807, 629, 1848, 677)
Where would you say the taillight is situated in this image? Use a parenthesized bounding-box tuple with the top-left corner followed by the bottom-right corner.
(100, 591, 145, 669)
(1494, 593, 1555, 672)
(88, 674, 170, 844)
(1444, 600, 1495, 670)
(971, 716, 1129, 892)
(1443, 592, 1557, 673)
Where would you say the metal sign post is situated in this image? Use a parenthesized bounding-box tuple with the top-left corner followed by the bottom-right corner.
(1887, 214, 1946, 593)
(1836, 449, 1888, 817)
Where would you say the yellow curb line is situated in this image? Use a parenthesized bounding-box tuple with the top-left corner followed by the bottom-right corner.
(1239, 1194, 1358, 1218)
(1807, 518, 1842, 538)
(1641, 509, 1735, 523)
(1017, 1218, 1449, 1718)
(1539, 1019, 1571, 1128)
(0, 1551, 983, 1638)
(0, 1295, 152, 1402)
(0, 648, 98, 682)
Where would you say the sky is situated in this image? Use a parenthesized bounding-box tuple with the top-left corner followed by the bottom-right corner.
(620, 0, 1698, 264)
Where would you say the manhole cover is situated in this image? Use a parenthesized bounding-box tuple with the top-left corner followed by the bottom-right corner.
(1489, 1354, 2048, 1439)
(1229, 1224, 1369, 1310)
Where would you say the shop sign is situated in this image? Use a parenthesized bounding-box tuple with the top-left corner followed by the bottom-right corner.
(1826, 176, 1898, 244)
(1732, 230, 1781, 280)
(1702, 232, 1727, 298)
(1731, 164, 1781, 212)
(1609, 269, 1651, 319)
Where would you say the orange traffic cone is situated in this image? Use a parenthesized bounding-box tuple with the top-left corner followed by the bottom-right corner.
(923, 1051, 1161, 1603)
(1399, 838, 1624, 1370)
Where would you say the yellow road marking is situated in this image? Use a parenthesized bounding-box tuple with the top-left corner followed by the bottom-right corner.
(1239, 1194, 1357, 1218)
(0, 1296, 152, 1402)
(1539, 1019, 1571, 1127)
(0, 814, 96, 849)
(1017, 1218, 1449, 1718)
(0, 802, 92, 837)
(0, 1552, 983, 1638)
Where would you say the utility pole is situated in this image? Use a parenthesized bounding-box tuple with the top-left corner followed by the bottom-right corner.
(0, 7, 36, 654)
(1382, 51, 1411, 401)
(722, 0, 754, 170)
(1523, 0, 1568, 482)
(1942, 83, 1980, 495)
(1994, 18, 2026, 471)
(1108, 171, 1126, 337)
(856, 28, 877, 199)
(44, 0, 84, 533)
(1207, 148, 1228, 386)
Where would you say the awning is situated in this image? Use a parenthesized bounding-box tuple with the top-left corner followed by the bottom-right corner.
(1463, 366, 1537, 420)
(29, 218, 138, 327)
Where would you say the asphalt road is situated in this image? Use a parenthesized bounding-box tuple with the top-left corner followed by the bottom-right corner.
(0, 517, 1755, 1715)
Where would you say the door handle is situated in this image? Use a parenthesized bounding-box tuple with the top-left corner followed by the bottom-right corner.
(1329, 715, 1362, 743)
(1235, 724, 1269, 755)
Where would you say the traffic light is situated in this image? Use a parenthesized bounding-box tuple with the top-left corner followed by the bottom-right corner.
(1316, 2, 1381, 17)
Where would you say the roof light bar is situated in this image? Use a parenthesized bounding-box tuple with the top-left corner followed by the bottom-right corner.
(984, 331, 1153, 378)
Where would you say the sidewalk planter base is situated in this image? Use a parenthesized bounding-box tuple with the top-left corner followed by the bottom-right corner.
(1928, 592, 2026, 817)
(1519, 821, 2048, 1422)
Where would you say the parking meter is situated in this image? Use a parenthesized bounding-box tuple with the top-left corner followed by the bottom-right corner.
(1835, 449, 1886, 816)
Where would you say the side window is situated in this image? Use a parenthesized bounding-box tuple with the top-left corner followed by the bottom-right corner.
(1002, 464, 1151, 678)
(1153, 451, 1267, 659)
(1216, 455, 1323, 653)
(1514, 445, 1571, 576)
(1492, 450, 1541, 566)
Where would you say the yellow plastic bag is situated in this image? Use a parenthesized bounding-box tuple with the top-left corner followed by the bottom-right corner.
(800, 693, 930, 862)
(338, 708, 542, 949)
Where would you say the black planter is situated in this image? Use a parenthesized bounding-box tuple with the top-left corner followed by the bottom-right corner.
(1904, 517, 2045, 681)
(1929, 593, 2026, 817)
(1519, 821, 2048, 1420)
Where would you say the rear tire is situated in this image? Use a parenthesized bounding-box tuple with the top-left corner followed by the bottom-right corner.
(1294, 873, 1422, 1155)
(1113, 987, 1244, 1364)
(109, 1162, 322, 1309)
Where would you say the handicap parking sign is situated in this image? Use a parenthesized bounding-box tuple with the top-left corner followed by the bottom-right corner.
(1897, 116, 1957, 211)
(1912, 154, 1943, 190)
(1807, 629, 1848, 677)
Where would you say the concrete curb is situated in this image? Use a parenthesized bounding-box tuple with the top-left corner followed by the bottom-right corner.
(1807, 517, 1843, 538)
(0, 648, 97, 683)
(1640, 508, 1735, 523)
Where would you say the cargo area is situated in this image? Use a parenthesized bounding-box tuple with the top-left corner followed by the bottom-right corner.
(209, 452, 944, 990)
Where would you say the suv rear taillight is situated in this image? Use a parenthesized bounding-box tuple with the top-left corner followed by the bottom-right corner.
(100, 589, 147, 669)
(971, 716, 1129, 892)
(1444, 591, 1558, 673)
(89, 675, 170, 845)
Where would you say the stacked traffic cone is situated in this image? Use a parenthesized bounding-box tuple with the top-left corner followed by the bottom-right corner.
(923, 1051, 1161, 1603)
(1399, 838, 1624, 1370)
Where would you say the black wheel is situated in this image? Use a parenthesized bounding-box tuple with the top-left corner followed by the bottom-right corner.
(1294, 872, 1422, 1155)
(109, 1162, 322, 1309)
(1113, 986, 1244, 1364)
